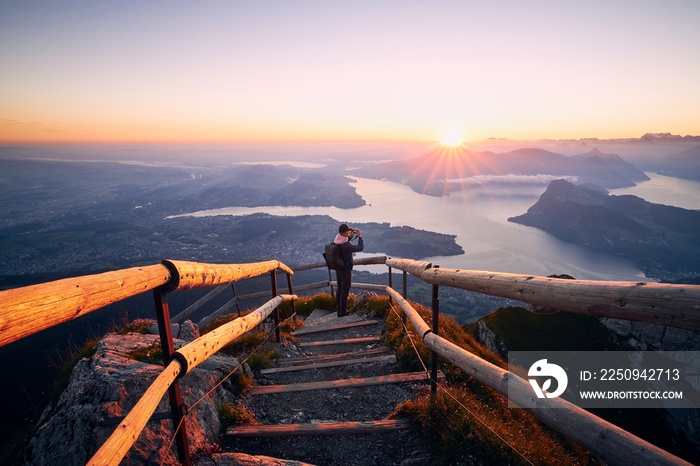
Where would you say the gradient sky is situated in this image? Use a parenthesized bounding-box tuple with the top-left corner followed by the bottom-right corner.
(1, 0, 699, 143)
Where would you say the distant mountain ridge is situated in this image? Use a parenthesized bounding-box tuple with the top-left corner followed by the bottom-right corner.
(659, 145, 700, 181)
(508, 180, 700, 281)
(353, 146, 648, 196)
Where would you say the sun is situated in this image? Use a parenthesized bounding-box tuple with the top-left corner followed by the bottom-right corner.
(439, 127, 465, 147)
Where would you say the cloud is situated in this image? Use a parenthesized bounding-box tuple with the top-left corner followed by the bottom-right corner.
(0, 119, 72, 134)
(448, 174, 579, 186)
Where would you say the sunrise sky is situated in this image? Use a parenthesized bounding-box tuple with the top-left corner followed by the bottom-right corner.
(1, 1, 699, 144)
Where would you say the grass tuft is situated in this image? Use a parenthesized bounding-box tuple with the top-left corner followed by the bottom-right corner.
(117, 318, 154, 335)
(278, 292, 336, 318)
(127, 343, 163, 365)
(217, 401, 259, 426)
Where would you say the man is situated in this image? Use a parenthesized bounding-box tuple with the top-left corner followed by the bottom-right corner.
(333, 223, 364, 317)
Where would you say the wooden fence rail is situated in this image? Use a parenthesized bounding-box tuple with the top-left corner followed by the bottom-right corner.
(163, 259, 293, 292)
(87, 294, 296, 466)
(175, 256, 390, 327)
(0, 264, 171, 347)
(171, 284, 230, 324)
(0, 259, 294, 348)
(386, 258, 700, 332)
(385, 286, 691, 466)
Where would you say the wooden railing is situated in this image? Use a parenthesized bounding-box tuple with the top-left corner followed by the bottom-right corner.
(87, 294, 296, 466)
(171, 256, 390, 328)
(386, 288, 687, 465)
(1, 255, 698, 465)
(0, 264, 170, 347)
(385, 258, 700, 332)
(0, 259, 293, 348)
(384, 257, 699, 466)
(0, 258, 296, 466)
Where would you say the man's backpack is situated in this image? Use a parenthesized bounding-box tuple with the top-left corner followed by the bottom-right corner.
(323, 243, 345, 270)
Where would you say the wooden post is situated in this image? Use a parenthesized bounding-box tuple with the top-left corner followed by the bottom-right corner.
(286, 272, 296, 316)
(402, 271, 407, 299)
(402, 271, 408, 326)
(431, 267, 440, 395)
(231, 283, 242, 317)
(153, 288, 191, 466)
(388, 266, 393, 305)
(271, 271, 280, 343)
(328, 267, 335, 300)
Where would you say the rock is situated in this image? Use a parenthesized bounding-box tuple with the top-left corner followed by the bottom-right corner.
(475, 319, 507, 357)
(24, 332, 242, 466)
(179, 320, 201, 341)
(148, 321, 179, 336)
(600, 318, 700, 351)
(354, 291, 378, 311)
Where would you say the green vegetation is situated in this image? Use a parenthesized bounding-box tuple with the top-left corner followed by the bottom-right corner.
(117, 318, 154, 335)
(276, 292, 338, 318)
(464, 306, 622, 353)
(201, 317, 282, 371)
(383, 297, 502, 375)
(127, 343, 163, 365)
(217, 401, 259, 427)
(53, 338, 100, 401)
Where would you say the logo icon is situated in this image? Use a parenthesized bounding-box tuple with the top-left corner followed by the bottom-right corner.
(528, 359, 568, 398)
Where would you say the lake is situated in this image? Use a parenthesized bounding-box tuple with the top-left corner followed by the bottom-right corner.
(173, 173, 700, 281)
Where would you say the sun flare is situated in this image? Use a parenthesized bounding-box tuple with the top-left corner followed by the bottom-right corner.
(439, 127, 465, 147)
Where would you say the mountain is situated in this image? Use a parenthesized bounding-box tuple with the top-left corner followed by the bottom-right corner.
(659, 146, 700, 181)
(353, 146, 644, 196)
(573, 148, 650, 182)
(508, 180, 700, 281)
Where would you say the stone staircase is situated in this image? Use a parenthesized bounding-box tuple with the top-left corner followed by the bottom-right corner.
(222, 309, 436, 466)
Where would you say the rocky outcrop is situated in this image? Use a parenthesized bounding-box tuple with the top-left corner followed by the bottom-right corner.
(24, 322, 242, 465)
(599, 319, 700, 454)
(600, 318, 700, 351)
(475, 319, 507, 357)
(508, 179, 700, 280)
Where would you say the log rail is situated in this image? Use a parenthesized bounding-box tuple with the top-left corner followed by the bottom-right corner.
(385, 258, 700, 332)
(0, 259, 292, 347)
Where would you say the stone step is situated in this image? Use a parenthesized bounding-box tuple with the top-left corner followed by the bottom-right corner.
(291, 319, 379, 336)
(247, 371, 443, 395)
(259, 354, 396, 375)
(226, 419, 411, 438)
(298, 336, 382, 347)
(276, 347, 390, 366)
